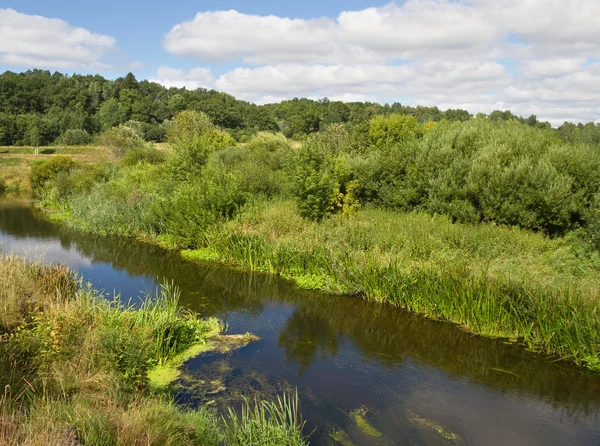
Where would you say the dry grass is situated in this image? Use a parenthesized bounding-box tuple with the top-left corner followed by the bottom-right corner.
(0, 146, 111, 194)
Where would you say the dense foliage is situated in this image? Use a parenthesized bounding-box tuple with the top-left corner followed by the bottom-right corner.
(4, 69, 598, 147)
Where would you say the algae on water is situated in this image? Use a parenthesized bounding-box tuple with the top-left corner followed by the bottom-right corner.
(407, 410, 461, 444)
(147, 330, 260, 388)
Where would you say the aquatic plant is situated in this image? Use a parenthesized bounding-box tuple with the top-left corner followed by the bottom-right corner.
(223, 392, 308, 446)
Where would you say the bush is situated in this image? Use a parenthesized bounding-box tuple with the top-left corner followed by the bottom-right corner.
(160, 165, 247, 247)
(121, 146, 166, 166)
(29, 156, 77, 197)
(369, 114, 421, 147)
(167, 111, 237, 177)
(290, 136, 339, 221)
(101, 125, 146, 158)
(355, 120, 600, 233)
(60, 129, 92, 146)
(319, 123, 349, 153)
(0, 177, 6, 194)
(245, 132, 290, 153)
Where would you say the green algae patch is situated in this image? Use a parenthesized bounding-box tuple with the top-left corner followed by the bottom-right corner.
(148, 330, 260, 389)
(329, 426, 357, 445)
(182, 248, 222, 263)
(350, 408, 382, 438)
(407, 410, 460, 444)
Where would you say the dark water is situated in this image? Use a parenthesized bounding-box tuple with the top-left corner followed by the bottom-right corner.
(1, 200, 600, 445)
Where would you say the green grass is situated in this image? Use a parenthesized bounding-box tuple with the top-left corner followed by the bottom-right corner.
(0, 145, 105, 155)
(0, 157, 22, 166)
(223, 392, 308, 446)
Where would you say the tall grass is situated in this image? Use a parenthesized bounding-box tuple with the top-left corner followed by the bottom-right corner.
(223, 392, 308, 446)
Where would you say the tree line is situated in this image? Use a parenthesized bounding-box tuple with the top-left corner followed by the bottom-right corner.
(2, 69, 597, 147)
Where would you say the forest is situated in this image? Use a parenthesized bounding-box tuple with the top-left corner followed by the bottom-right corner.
(2, 69, 600, 147)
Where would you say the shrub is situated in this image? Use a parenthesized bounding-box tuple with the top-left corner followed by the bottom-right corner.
(369, 114, 421, 147)
(0, 177, 6, 194)
(160, 166, 247, 247)
(290, 136, 339, 221)
(29, 156, 77, 197)
(319, 123, 349, 153)
(121, 146, 166, 166)
(59, 129, 91, 146)
(101, 125, 146, 158)
(245, 132, 290, 153)
(167, 111, 237, 176)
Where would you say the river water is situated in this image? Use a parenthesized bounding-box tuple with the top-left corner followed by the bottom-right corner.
(1, 199, 599, 445)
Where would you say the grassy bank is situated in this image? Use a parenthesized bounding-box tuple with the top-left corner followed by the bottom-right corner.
(189, 200, 600, 371)
(0, 254, 307, 445)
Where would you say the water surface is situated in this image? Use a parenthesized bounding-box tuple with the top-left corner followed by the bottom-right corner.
(2, 200, 600, 445)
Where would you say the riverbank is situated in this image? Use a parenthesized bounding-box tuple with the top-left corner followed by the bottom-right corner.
(0, 254, 307, 445)
(45, 197, 600, 373)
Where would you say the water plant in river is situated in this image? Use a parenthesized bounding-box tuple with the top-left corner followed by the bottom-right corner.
(223, 392, 308, 446)
(349, 407, 383, 438)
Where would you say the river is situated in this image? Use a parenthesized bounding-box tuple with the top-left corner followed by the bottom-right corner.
(1, 199, 599, 445)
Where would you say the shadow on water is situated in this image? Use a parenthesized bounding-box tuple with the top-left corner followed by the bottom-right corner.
(1, 200, 600, 445)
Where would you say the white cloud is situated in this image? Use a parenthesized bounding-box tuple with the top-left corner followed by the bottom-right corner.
(159, 1, 600, 124)
(152, 66, 213, 90)
(0, 8, 116, 70)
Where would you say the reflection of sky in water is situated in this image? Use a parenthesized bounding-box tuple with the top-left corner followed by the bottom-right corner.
(0, 234, 157, 302)
(1, 203, 600, 445)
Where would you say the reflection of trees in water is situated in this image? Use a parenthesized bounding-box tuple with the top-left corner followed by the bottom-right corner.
(0, 201, 59, 238)
(2, 203, 600, 417)
(278, 309, 339, 375)
(279, 290, 600, 417)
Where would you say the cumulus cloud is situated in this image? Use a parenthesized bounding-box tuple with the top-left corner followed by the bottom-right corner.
(160, 1, 600, 124)
(0, 8, 116, 70)
(152, 66, 214, 90)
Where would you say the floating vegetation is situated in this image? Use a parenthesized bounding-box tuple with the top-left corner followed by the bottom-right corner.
(407, 410, 461, 444)
(147, 331, 260, 388)
(350, 407, 382, 438)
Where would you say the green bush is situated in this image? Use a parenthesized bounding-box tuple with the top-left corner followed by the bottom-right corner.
(245, 131, 290, 153)
(59, 128, 92, 146)
(369, 114, 421, 147)
(29, 156, 77, 197)
(355, 120, 600, 233)
(101, 125, 146, 158)
(290, 136, 339, 221)
(0, 177, 6, 194)
(160, 165, 247, 247)
(121, 146, 166, 166)
(167, 111, 236, 176)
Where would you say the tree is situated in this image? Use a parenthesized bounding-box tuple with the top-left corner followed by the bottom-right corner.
(98, 98, 127, 131)
(369, 114, 421, 147)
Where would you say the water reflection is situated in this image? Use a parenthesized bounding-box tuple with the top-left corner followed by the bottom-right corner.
(1, 200, 599, 445)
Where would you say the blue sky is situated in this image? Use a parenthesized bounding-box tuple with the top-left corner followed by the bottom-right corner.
(1, 1, 600, 125)
(3, 0, 381, 79)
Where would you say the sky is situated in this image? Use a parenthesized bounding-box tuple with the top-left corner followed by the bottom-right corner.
(1, 0, 599, 126)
